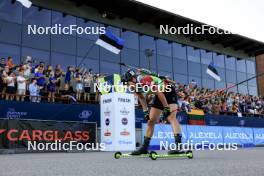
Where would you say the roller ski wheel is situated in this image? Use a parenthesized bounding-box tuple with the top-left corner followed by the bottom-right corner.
(186, 150, 193, 159)
(149, 151, 158, 160)
(114, 152, 122, 159)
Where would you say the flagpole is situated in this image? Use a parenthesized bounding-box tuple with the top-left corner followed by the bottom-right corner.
(77, 43, 96, 68)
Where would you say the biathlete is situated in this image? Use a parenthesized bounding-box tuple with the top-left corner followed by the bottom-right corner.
(121, 69, 183, 155)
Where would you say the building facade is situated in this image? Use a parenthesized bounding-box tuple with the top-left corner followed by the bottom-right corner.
(0, 0, 258, 95)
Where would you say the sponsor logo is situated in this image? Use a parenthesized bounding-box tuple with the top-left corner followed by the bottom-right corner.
(103, 139, 113, 145)
(118, 140, 132, 145)
(79, 110, 92, 119)
(120, 107, 129, 115)
(104, 108, 111, 117)
(209, 119, 218, 126)
(118, 98, 131, 103)
(103, 98, 112, 104)
(0, 129, 90, 141)
(104, 129, 111, 137)
(121, 117, 128, 125)
(105, 118, 110, 126)
(120, 129, 130, 136)
(6, 108, 27, 119)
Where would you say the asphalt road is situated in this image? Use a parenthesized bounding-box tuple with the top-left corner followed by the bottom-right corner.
(0, 148, 263, 176)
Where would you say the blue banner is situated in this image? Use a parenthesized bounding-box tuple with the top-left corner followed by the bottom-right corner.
(253, 128, 264, 145)
(222, 127, 254, 145)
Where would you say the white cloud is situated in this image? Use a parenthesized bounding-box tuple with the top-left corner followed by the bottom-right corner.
(136, 0, 264, 42)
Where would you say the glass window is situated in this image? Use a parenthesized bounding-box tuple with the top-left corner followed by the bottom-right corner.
(225, 56, 236, 70)
(52, 11, 76, 35)
(201, 50, 212, 65)
(188, 76, 201, 87)
(100, 47, 120, 63)
(23, 6, 51, 25)
(238, 84, 248, 94)
(0, 21, 21, 45)
(158, 71, 173, 80)
(0, 43, 21, 65)
(188, 61, 201, 77)
(100, 61, 120, 74)
(77, 57, 99, 73)
(187, 46, 200, 63)
(215, 81, 226, 90)
(139, 35, 156, 52)
(0, 0, 22, 24)
(226, 69, 236, 83)
(227, 83, 237, 93)
(121, 48, 139, 67)
(121, 31, 139, 50)
(236, 59, 246, 72)
(22, 47, 50, 65)
(202, 79, 214, 90)
(246, 60, 256, 74)
(76, 18, 100, 40)
(105, 25, 120, 37)
(173, 59, 187, 75)
(247, 74, 257, 86)
(213, 53, 225, 68)
(174, 74, 188, 85)
(140, 51, 157, 72)
(248, 86, 258, 96)
(237, 72, 247, 85)
(77, 37, 99, 59)
(173, 43, 186, 60)
(157, 39, 171, 57)
(51, 52, 76, 70)
(157, 55, 172, 72)
(51, 35, 76, 55)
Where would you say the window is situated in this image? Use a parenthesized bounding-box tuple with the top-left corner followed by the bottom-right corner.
(248, 86, 258, 96)
(77, 37, 99, 59)
(246, 60, 256, 74)
(121, 31, 139, 50)
(201, 50, 212, 65)
(52, 11, 76, 35)
(237, 72, 247, 85)
(121, 48, 139, 67)
(51, 52, 76, 70)
(23, 6, 51, 25)
(158, 71, 173, 80)
(174, 74, 188, 85)
(100, 61, 120, 74)
(247, 74, 257, 86)
(173, 59, 187, 75)
(140, 51, 157, 72)
(187, 46, 200, 63)
(157, 55, 172, 72)
(238, 85, 248, 94)
(213, 53, 225, 68)
(77, 57, 99, 73)
(215, 81, 226, 89)
(51, 34, 76, 55)
(202, 79, 214, 89)
(225, 57, 236, 70)
(227, 83, 237, 93)
(226, 69, 236, 83)
(236, 59, 246, 72)
(188, 61, 201, 77)
(173, 43, 186, 60)
(188, 76, 201, 87)
(100, 47, 120, 63)
(76, 18, 100, 40)
(0, 20, 21, 45)
(0, 0, 22, 24)
(105, 26, 120, 37)
(22, 47, 50, 65)
(156, 39, 171, 57)
(139, 35, 156, 52)
(0, 43, 21, 65)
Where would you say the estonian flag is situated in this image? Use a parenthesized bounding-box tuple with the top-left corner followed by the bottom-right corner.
(95, 31, 124, 54)
(206, 62, 221, 82)
(16, 0, 32, 8)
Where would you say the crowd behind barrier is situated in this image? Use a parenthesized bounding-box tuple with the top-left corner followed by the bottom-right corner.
(0, 56, 264, 118)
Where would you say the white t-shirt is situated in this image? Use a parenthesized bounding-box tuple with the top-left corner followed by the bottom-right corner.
(17, 76, 26, 90)
(6, 76, 15, 87)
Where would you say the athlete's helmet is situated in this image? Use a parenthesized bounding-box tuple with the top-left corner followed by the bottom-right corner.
(121, 69, 136, 83)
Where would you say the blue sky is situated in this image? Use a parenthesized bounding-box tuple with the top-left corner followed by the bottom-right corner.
(136, 0, 264, 43)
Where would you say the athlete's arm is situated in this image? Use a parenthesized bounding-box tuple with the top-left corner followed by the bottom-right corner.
(136, 92, 148, 111)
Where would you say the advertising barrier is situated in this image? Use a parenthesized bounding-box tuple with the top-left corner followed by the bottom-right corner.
(142, 123, 264, 150)
(0, 119, 96, 151)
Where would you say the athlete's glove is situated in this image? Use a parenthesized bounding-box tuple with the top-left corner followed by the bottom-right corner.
(143, 110, 150, 121)
(162, 106, 171, 121)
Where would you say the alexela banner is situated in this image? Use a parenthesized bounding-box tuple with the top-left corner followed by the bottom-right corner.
(100, 92, 136, 151)
(142, 123, 263, 149)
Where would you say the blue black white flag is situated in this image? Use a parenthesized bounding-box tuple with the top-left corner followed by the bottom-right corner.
(95, 30, 124, 54)
(206, 62, 221, 82)
(16, 0, 32, 8)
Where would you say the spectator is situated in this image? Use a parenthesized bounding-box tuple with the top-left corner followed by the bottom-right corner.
(29, 79, 39, 103)
(54, 65, 62, 93)
(5, 72, 16, 101)
(83, 71, 93, 102)
(16, 71, 26, 102)
(6, 57, 15, 70)
(75, 73, 83, 101)
(65, 66, 73, 87)
(0, 58, 5, 68)
(47, 73, 57, 103)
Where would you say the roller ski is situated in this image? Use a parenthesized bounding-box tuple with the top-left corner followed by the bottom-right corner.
(149, 150, 193, 160)
(114, 151, 153, 159)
